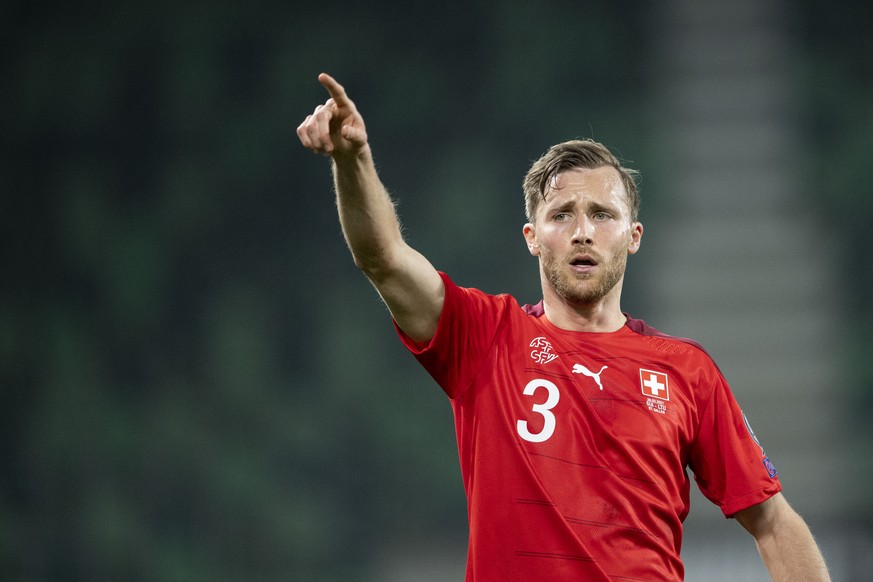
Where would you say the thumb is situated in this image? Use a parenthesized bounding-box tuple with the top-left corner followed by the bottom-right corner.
(342, 123, 367, 145)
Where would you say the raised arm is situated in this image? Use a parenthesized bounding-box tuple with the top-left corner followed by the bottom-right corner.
(734, 492, 830, 581)
(297, 73, 444, 343)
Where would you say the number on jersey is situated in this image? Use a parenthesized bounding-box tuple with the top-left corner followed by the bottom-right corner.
(516, 379, 560, 443)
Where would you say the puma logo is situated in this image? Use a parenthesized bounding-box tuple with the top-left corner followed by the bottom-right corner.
(572, 363, 608, 391)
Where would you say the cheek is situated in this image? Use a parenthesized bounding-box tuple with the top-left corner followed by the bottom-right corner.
(535, 234, 564, 258)
(538, 223, 569, 244)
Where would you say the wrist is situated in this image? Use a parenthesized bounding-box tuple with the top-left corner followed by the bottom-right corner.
(331, 143, 372, 166)
(331, 144, 378, 187)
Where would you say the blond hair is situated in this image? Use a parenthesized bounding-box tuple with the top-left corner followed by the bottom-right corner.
(523, 139, 640, 223)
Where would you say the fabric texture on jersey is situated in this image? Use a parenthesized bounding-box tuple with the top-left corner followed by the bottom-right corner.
(395, 272, 781, 581)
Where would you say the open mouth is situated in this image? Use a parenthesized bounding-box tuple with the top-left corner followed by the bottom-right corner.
(570, 255, 597, 267)
(568, 254, 599, 275)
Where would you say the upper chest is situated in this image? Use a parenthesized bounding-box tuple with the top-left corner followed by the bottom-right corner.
(480, 321, 708, 451)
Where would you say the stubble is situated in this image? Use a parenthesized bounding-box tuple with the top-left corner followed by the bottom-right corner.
(541, 246, 627, 305)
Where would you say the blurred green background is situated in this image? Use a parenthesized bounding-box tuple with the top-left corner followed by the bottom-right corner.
(2, 0, 871, 580)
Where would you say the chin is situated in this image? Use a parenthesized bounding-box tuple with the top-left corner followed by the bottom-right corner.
(549, 276, 605, 304)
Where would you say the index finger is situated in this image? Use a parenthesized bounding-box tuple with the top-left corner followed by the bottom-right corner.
(318, 73, 351, 107)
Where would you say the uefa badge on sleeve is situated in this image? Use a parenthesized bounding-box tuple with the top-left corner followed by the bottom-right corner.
(762, 456, 778, 479)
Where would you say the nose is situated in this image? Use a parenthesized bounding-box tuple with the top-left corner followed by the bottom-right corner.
(572, 215, 595, 245)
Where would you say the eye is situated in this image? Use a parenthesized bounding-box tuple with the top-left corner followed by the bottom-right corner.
(552, 212, 571, 222)
(592, 211, 611, 221)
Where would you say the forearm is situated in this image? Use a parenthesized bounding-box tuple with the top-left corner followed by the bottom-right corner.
(754, 508, 830, 581)
(332, 146, 406, 277)
(298, 73, 443, 342)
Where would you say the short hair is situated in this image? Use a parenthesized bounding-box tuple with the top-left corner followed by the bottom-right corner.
(523, 139, 640, 223)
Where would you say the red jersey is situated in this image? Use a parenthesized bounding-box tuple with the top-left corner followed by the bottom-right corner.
(396, 273, 781, 581)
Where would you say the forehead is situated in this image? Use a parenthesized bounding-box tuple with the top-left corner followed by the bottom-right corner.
(541, 166, 628, 211)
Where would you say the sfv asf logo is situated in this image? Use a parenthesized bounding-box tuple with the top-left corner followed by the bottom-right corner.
(529, 337, 559, 364)
(572, 363, 608, 390)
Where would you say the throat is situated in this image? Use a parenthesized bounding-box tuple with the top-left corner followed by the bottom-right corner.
(541, 298, 627, 333)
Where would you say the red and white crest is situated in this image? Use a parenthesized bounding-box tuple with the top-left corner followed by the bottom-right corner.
(640, 369, 670, 401)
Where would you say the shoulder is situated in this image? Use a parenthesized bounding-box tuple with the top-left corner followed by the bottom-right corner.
(623, 315, 727, 382)
(625, 316, 712, 356)
(441, 271, 524, 316)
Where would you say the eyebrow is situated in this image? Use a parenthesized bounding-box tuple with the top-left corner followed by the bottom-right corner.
(544, 199, 620, 216)
(588, 201, 620, 215)
(546, 200, 575, 214)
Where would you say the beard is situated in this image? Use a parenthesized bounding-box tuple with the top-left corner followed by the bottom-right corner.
(541, 246, 627, 305)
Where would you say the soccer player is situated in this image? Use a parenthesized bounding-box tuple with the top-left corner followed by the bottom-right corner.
(297, 73, 831, 581)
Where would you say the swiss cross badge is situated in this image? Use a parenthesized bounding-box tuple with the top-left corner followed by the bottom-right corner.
(640, 369, 670, 401)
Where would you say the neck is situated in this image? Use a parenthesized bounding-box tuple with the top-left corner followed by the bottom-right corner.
(541, 282, 628, 333)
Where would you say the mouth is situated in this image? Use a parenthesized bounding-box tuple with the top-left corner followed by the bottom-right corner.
(569, 254, 598, 273)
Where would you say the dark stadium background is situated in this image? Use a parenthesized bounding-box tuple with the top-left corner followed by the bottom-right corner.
(2, 0, 871, 580)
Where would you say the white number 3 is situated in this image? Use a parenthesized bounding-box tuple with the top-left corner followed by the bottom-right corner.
(516, 379, 560, 442)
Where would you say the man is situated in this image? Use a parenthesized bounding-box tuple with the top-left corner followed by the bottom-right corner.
(297, 73, 830, 581)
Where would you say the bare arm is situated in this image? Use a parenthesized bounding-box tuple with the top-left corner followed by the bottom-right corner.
(297, 73, 443, 343)
(734, 492, 830, 581)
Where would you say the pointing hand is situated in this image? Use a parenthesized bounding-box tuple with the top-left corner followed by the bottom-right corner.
(297, 73, 368, 158)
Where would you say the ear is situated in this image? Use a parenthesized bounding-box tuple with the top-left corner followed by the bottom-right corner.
(627, 221, 643, 255)
(523, 223, 540, 257)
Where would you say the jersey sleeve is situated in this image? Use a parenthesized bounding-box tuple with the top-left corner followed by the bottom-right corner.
(688, 365, 782, 517)
(394, 271, 508, 399)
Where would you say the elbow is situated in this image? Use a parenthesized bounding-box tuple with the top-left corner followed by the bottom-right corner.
(350, 244, 402, 282)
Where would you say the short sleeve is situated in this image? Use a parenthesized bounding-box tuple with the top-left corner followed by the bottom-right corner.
(688, 369, 782, 517)
(394, 272, 508, 399)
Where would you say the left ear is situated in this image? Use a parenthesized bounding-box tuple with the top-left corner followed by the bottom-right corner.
(523, 223, 540, 256)
(627, 221, 643, 255)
